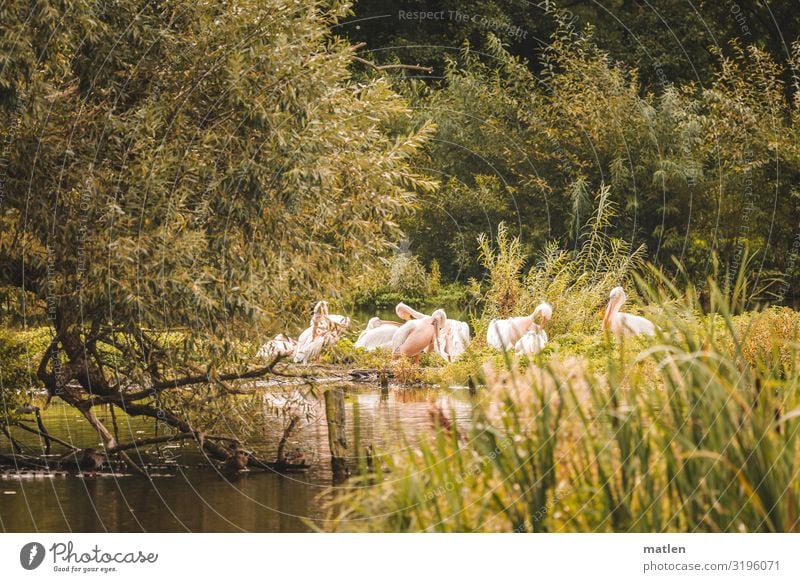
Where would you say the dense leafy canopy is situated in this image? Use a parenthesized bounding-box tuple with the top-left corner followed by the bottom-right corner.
(346, 9, 800, 295)
(1, 0, 434, 371)
(0, 0, 435, 446)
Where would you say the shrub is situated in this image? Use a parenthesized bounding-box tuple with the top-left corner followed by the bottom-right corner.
(388, 255, 429, 297)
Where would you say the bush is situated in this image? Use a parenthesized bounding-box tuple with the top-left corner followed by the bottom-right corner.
(474, 185, 646, 337)
(0, 326, 51, 424)
(388, 254, 429, 297)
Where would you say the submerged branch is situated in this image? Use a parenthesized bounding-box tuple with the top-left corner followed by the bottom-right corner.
(151, 359, 284, 391)
(13, 422, 79, 451)
(105, 432, 196, 454)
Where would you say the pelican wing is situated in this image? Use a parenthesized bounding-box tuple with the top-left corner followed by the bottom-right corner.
(486, 319, 506, 350)
(618, 312, 656, 336)
(355, 325, 397, 350)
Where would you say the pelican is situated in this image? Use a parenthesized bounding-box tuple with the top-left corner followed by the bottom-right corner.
(355, 317, 402, 351)
(602, 286, 655, 337)
(293, 301, 351, 363)
(435, 319, 471, 362)
(256, 334, 297, 359)
(327, 313, 352, 331)
(398, 302, 471, 361)
(395, 303, 470, 361)
(355, 302, 430, 351)
(395, 302, 427, 321)
(514, 325, 548, 355)
(487, 302, 553, 350)
(293, 329, 334, 364)
(392, 309, 447, 363)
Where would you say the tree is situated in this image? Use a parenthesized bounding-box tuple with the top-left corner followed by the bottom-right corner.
(395, 21, 800, 299)
(0, 0, 435, 467)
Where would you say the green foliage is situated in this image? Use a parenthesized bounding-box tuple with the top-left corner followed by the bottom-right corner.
(476, 222, 525, 318)
(0, 0, 439, 449)
(347, 0, 800, 90)
(387, 19, 800, 299)
(349, 266, 470, 311)
(473, 185, 646, 336)
(322, 338, 392, 369)
(427, 259, 442, 295)
(0, 327, 52, 425)
(0, 327, 51, 390)
(388, 255, 429, 297)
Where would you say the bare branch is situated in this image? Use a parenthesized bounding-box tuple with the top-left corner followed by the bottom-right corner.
(106, 432, 195, 453)
(352, 56, 433, 73)
(12, 422, 80, 451)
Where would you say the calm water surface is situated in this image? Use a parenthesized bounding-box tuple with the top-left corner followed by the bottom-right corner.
(0, 385, 474, 532)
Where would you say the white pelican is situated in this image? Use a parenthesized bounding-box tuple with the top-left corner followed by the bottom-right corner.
(355, 317, 402, 351)
(256, 334, 297, 359)
(327, 313, 351, 331)
(602, 287, 655, 337)
(293, 301, 351, 363)
(435, 319, 471, 362)
(392, 309, 447, 363)
(514, 325, 548, 355)
(395, 303, 471, 361)
(487, 302, 553, 350)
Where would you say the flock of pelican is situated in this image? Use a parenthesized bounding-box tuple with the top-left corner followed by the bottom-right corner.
(257, 286, 655, 365)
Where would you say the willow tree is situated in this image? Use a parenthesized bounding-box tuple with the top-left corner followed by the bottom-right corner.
(0, 0, 435, 466)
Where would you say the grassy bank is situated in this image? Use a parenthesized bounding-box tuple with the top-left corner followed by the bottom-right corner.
(326, 290, 800, 532)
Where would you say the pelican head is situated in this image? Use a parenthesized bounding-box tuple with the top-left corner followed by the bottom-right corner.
(431, 309, 447, 328)
(533, 302, 553, 326)
(429, 308, 447, 356)
(603, 287, 627, 331)
(396, 302, 426, 321)
(312, 300, 330, 320)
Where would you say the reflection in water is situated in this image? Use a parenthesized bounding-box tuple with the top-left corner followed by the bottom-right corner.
(0, 385, 474, 532)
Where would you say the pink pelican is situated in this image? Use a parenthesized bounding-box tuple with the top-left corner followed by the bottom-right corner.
(355, 302, 430, 351)
(392, 309, 447, 363)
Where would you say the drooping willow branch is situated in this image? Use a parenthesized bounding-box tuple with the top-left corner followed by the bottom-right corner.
(350, 43, 433, 73)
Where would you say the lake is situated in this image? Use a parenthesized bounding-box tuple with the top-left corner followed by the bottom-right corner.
(0, 385, 475, 532)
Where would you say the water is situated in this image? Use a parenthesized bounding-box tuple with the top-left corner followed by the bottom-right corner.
(0, 385, 474, 532)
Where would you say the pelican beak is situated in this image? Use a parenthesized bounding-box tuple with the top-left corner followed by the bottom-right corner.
(432, 318, 446, 361)
(602, 294, 619, 331)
